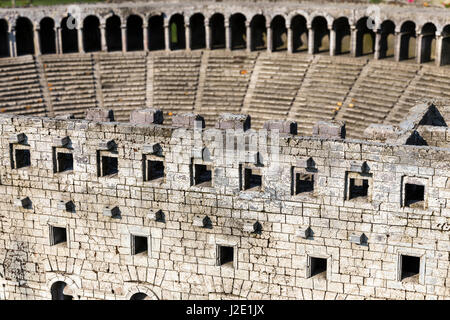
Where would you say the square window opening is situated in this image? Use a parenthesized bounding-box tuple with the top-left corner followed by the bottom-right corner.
(349, 177, 369, 200)
(194, 164, 212, 186)
(146, 159, 164, 181)
(132, 235, 148, 255)
(401, 255, 420, 281)
(218, 245, 234, 267)
(57, 152, 73, 173)
(310, 257, 327, 279)
(244, 168, 262, 191)
(101, 156, 118, 176)
(295, 173, 314, 194)
(405, 183, 425, 208)
(50, 226, 67, 246)
(15, 149, 31, 169)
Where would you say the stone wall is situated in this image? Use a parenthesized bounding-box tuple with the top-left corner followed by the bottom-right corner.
(0, 112, 449, 300)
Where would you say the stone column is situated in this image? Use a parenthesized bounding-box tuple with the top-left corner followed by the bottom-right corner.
(374, 30, 381, 60)
(246, 22, 251, 52)
(205, 19, 211, 50)
(78, 27, 84, 53)
(56, 27, 61, 54)
(100, 23, 107, 52)
(143, 23, 149, 51)
(416, 32, 423, 64)
(9, 28, 16, 57)
(267, 23, 272, 52)
(329, 26, 336, 56)
(435, 33, 443, 66)
(287, 25, 293, 54)
(121, 24, 127, 52)
(225, 22, 231, 50)
(34, 27, 41, 55)
(185, 23, 191, 50)
(164, 23, 170, 51)
(350, 25, 357, 57)
(394, 31, 401, 62)
(307, 26, 314, 54)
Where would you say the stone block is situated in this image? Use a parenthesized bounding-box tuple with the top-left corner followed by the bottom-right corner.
(349, 233, 367, 245)
(130, 108, 163, 125)
(172, 113, 205, 129)
(14, 197, 30, 208)
(243, 221, 261, 233)
(263, 120, 297, 135)
(296, 226, 312, 239)
(55, 114, 75, 120)
(98, 140, 116, 151)
(103, 206, 120, 218)
(142, 143, 162, 155)
(52, 136, 70, 147)
(9, 133, 26, 144)
(215, 113, 250, 131)
(192, 215, 209, 228)
(147, 209, 164, 222)
(312, 120, 346, 139)
(85, 108, 114, 122)
(363, 124, 400, 142)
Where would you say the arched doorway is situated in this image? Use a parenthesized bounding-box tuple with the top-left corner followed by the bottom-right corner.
(210, 13, 225, 49)
(83, 16, 101, 52)
(50, 281, 73, 300)
(130, 292, 150, 300)
(190, 13, 205, 50)
(127, 15, 143, 51)
(441, 25, 450, 66)
(250, 14, 266, 51)
(15, 17, 34, 56)
(169, 14, 185, 50)
(333, 17, 350, 55)
(356, 17, 375, 56)
(148, 15, 164, 51)
(379, 20, 395, 59)
(106, 15, 122, 52)
(40, 17, 56, 54)
(230, 13, 246, 50)
(291, 15, 307, 52)
(420, 23, 436, 63)
(60, 16, 78, 53)
(271, 15, 287, 51)
(312, 16, 329, 53)
(0, 19, 9, 57)
(399, 21, 416, 61)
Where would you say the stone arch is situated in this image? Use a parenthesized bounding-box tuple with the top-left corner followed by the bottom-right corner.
(230, 13, 246, 50)
(106, 15, 122, 52)
(83, 15, 101, 52)
(291, 14, 308, 52)
(355, 17, 375, 56)
(441, 25, 450, 66)
(46, 273, 81, 300)
(125, 284, 160, 300)
(210, 13, 225, 49)
(379, 20, 395, 59)
(39, 17, 56, 54)
(311, 16, 329, 54)
(148, 14, 164, 51)
(333, 17, 350, 55)
(190, 13, 205, 50)
(15, 17, 34, 56)
(60, 16, 78, 53)
(399, 21, 416, 61)
(169, 13, 185, 50)
(127, 15, 143, 51)
(250, 14, 266, 51)
(0, 19, 9, 57)
(420, 22, 436, 63)
(271, 15, 287, 52)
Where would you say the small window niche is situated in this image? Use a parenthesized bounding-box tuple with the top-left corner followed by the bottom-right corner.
(53, 148, 73, 173)
(97, 150, 118, 177)
(143, 156, 165, 182)
(10, 145, 31, 169)
(402, 177, 428, 209)
(217, 245, 235, 268)
(131, 234, 148, 256)
(399, 254, 422, 283)
(240, 164, 262, 192)
(192, 162, 212, 187)
(307, 256, 328, 279)
(346, 172, 373, 201)
(49, 226, 67, 246)
(292, 168, 315, 196)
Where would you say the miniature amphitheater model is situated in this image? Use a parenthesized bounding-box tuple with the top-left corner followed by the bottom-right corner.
(0, 1, 449, 300)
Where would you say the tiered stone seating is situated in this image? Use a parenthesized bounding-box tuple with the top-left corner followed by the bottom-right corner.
(42, 54, 97, 118)
(386, 65, 450, 125)
(98, 52, 147, 121)
(244, 53, 312, 129)
(339, 60, 419, 138)
(197, 51, 257, 127)
(0, 56, 46, 116)
(152, 52, 202, 120)
(288, 56, 367, 136)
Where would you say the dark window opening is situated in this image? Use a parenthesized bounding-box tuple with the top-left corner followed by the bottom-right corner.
(218, 245, 234, 267)
(16, 17, 35, 56)
(148, 15, 164, 51)
(333, 17, 351, 55)
(399, 21, 416, 60)
(101, 156, 118, 176)
(127, 15, 143, 51)
(57, 152, 73, 173)
(244, 168, 262, 191)
(51, 281, 73, 300)
(401, 255, 420, 281)
(210, 13, 225, 49)
(405, 183, 425, 207)
(230, 13, 246, 50)
(132, 235, 148, 255)
(15, 149, 31, 169)
(194, 164, 211, 186)
(50, 226, 67, 246)
(271, 15, 287, 51)
(291, 15, 308, 53)
(146, 159, 164, 181)
(250, 14, 266, 51)
(295, 173, 314, 194)
(169, 14, 185, 50)
(420, 23, 436, 63)
(441, 25, 450, 66)
(0, 19, 9, 57)
(349, 177, 369, 200)
(312, 16, 329, 54)
(379, 20, 396, 59)
(40, 17, 56, 54)
(106, 15, 122, 52)
(83, 15, 101, 52)
(310, 257, 327, 278)
(356, 17, 375, 56)
(190, 13, 205, 50)
(61, 16, 78, 53)
(130, 293, 148, 300)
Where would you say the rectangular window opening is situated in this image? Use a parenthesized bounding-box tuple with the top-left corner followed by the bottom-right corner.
(405, 183, 425, 208)
(295, 173, 314, 194)
(15, 149, 31, 169)
(401, 255, 420, 281)
(50, 226, 67, 246)
(194, 164, 212, 186)
(218, 245, 234, 267)
(349, 177, 369, 200)
(57, 152, 73, 173)
(244, 168, 261, 191)
(132, 235, 148, 255)
(101, 155, 118, 176)
(310, 256, 327, 279)
(146, 159, 164, 181)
